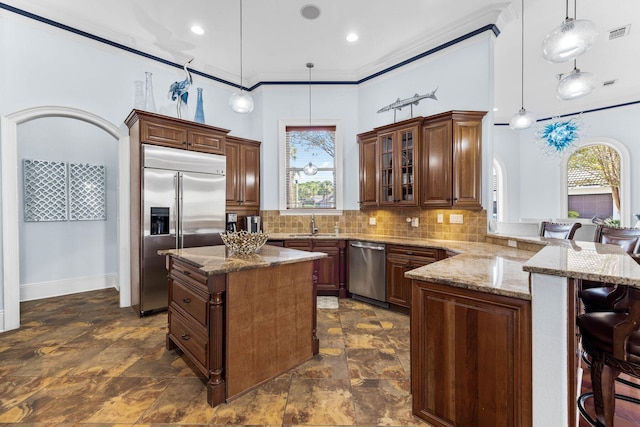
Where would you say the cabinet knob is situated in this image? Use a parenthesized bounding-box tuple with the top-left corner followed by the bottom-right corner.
(453, 198, 458, 201)
(182, 297, 191, 304)
(183, 270, 191, 276)
(181, 334, 190, 341)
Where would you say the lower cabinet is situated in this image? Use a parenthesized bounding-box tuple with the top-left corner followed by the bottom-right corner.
(284, 239, 347, 297)
(411, 280, 532, 427)
(386, 245, 443, 311)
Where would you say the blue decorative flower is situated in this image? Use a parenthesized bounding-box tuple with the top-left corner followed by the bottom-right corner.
(538, 119, 580, 153)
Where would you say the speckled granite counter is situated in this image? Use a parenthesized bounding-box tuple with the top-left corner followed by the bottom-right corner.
(524, 240, 640, 286)
(270, 232, 640, 299)
(271, 232, 538, 300)
(159, 244, 327, 275)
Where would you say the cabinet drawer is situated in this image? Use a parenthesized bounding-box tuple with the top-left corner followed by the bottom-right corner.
(141, 120, 187, 148)
(169, 309, 208, 369)
(171, 280, 208, 326)
(171, 259, 207, 286)
(387, 245, 440, 261)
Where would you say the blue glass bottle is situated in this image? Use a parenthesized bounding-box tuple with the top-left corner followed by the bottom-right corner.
(194, 87, 205, 123)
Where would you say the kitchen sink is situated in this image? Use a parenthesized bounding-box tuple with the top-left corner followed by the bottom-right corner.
(288, 233, 337, 237)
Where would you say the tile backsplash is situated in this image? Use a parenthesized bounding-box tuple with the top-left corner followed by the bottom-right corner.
(261, 209, 488, 242)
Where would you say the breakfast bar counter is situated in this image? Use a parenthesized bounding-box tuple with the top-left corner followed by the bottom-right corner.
(159, 245, 327, 407)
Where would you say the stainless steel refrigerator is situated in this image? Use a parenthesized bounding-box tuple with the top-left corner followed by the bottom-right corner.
(134, 144, 226, 316)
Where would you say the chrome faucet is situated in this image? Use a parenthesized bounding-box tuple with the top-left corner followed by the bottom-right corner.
(310, 213, 318, 235)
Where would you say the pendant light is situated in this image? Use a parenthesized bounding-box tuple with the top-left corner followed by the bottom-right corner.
(302, 62, 318, 176)
(229, 0, 254, 113)
(541, 0, 597, 63)
(556, 59, 597, 100)
(509, 0, 536, 130)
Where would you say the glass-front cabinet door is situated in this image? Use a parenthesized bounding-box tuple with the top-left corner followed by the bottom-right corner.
(378, 122, 418, 207)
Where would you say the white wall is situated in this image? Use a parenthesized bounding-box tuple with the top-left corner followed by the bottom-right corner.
(493, 103, 640, 224)
(18, 118, 118, 284)
(0, 12, 496, 316)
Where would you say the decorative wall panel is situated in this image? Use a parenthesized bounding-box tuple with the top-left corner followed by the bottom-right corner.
(23, 159, 68, 222)
(69, 162, 106, 221)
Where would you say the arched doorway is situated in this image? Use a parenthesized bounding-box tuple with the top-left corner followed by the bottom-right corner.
(560, 137, 630, 226)
(1, 106, 130, 332)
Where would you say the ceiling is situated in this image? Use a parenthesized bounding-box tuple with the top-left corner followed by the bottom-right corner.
(3, 0, 639, 123)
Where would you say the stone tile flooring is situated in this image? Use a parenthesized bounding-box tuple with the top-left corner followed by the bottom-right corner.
(0, 288, 428, 426)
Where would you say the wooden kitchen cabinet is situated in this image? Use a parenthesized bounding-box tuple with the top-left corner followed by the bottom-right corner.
(377, 118, 421, 207)
(284, 239, 347, 298)
(225, 136, 261, 216)
(411, 280, 532, 427)
(420, 111, 486, 210)
(125, 109, 228, 155)
(357, 130, 378, 209)
(386, 245, 443, 312)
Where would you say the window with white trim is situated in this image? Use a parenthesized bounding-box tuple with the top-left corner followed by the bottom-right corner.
(279, 120, 342, 213)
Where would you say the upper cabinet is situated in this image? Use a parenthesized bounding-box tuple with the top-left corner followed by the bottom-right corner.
(358, 111, 485, 210)
(225, 136, 261, 213)
(378, 118, 421, 207)
(125, 109, 228, 155)
(357, 131, 378, 209)
(420, 111, 486, 210)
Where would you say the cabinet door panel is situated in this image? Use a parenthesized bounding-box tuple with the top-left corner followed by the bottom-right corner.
(386, 254, 411, 307)
(315, 249, 339, 291)
(240, 144, 260, 207)
(189, 130, 224, 154)
(420, 120, 452, 208)
(452, 120, 482, 209)
(411, 282, 531, 427)
(225, 142, 240, 204)
(358, 134, 378, 208)
(142, 120, 187, 149)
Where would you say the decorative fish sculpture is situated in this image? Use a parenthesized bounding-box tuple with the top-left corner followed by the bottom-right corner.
(377, 87, 438, 113)
(168, 58, 194, 118)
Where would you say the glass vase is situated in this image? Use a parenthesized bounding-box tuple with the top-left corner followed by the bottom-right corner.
(194, 87, 205, 123)
(133, 80, 145, 110)
(144, 72, 157, 113)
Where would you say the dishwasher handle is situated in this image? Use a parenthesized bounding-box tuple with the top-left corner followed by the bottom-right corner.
(350, 242, 385, 251)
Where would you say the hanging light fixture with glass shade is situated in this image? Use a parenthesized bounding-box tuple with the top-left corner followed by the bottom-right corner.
(302, 62, 318, 175)
(556, 59, 597, 100)
(541, 0, 597, 63)
(229, 0, 254, 113)
(509, 0, 536, 130)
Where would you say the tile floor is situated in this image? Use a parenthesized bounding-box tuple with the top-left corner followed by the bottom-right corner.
(2, 288, 638, 426)
(0, 288, 428, 426)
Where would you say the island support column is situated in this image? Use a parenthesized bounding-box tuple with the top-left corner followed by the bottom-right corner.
(530, 273, 579, 427)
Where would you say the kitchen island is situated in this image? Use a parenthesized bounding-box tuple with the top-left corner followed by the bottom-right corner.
(406, 237, 640, 427)
(159, 244, 327, 407)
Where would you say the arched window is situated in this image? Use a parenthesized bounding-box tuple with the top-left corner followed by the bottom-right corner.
(493, 157, 506, 222)
(561, 138, 630, 226)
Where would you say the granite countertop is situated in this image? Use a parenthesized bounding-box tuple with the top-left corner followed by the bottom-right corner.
(159, 245, 327, 275)
(268, 232, 640, 300)
(523, 240, 640, 286)
(270, 232, 538, 300)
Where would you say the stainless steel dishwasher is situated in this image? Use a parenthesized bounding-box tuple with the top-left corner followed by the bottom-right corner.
(348, 240, 388, 307)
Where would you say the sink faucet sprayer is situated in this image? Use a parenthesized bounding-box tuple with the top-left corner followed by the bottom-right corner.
(310, 214, 318, 235)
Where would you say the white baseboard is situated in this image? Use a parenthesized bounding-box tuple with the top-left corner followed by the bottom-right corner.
(20, 274, 118, 302)
(0, 310, 4, 333)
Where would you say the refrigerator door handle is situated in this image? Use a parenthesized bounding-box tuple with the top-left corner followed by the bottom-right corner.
(178, 172, 184, 249)
(174, 172, 180, 249)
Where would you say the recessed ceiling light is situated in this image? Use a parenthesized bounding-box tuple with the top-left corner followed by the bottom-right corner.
(300, 5, 320, 20)
(346, 32, 359, 42)
(493, 107, 499, 111)
(190, 25, 205, 35)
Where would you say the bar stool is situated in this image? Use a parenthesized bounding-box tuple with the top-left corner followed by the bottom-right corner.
(539, 221, 582, 240)
(580, 226, 640, 313)
(577, 287, 640, 426)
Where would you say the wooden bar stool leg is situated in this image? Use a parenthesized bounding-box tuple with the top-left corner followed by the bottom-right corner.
(591, 353, 621, 427)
